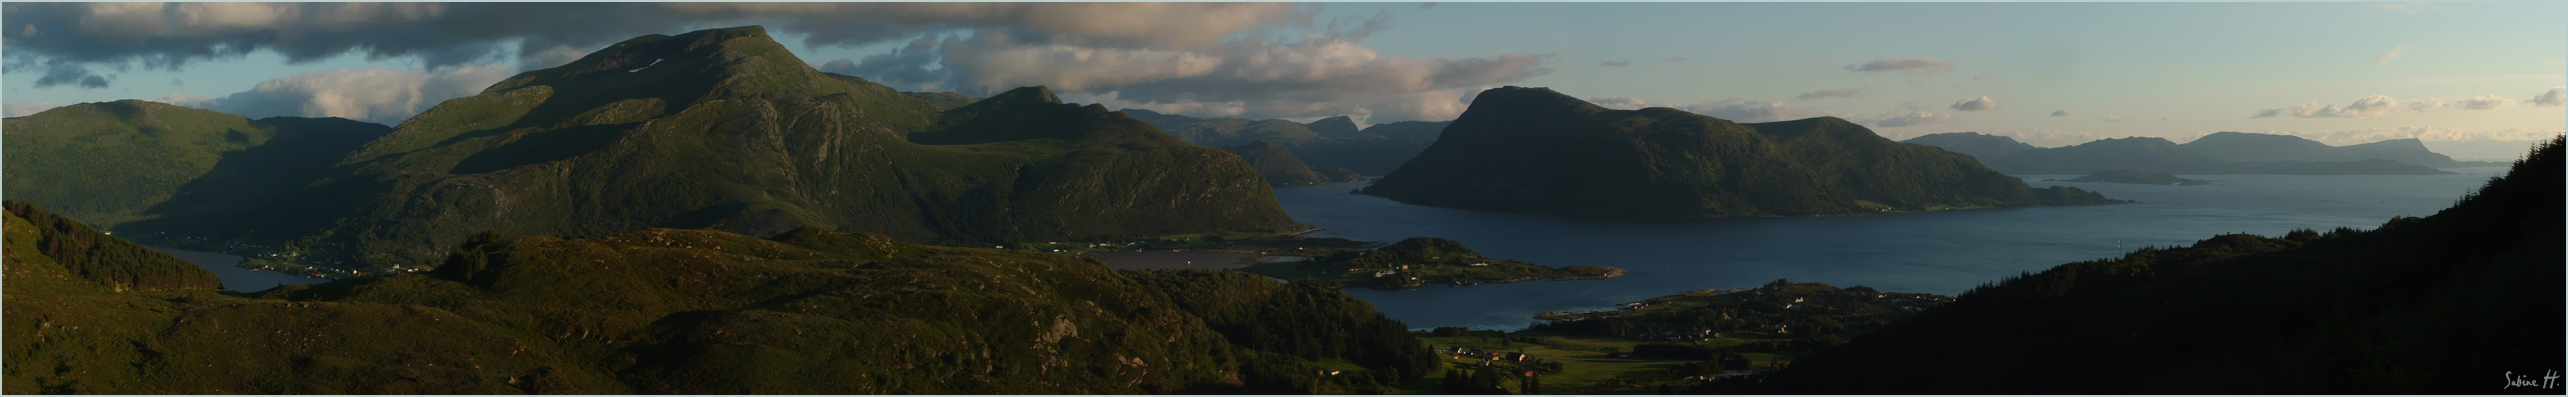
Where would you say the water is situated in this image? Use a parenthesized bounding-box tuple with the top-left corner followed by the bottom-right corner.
(145, 246, 331, 293)
(1276, 168, 2511, 330)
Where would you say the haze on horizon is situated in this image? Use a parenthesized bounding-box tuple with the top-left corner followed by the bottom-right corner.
(4, 2, 2561, 158)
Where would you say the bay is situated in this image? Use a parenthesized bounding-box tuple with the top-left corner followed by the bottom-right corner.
(145, 246, 331, 293)
(1276, 168, 2513, 330)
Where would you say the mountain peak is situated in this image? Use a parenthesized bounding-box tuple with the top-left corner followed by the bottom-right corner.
(477, 25, 833, 104)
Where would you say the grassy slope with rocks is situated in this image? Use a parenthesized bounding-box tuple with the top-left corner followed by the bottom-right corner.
(1224, 140, 1365, 186)
(5, 200, 1434, 394)
(112, 26, 1299, 271)
(1360, 86, 2121, 217)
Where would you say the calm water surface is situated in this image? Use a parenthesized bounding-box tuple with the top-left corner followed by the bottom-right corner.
(145, 246, 330, 293)
(1277, 168, 2511, 330)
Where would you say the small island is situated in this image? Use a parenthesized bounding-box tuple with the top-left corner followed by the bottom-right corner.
(1243, 237, 1624, 288)
(2048, 169, 2212, 185)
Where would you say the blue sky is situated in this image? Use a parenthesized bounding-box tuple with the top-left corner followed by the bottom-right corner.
(5, 2, 2560, 156)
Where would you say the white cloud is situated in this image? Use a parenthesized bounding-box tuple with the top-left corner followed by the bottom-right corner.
(1846, 57, 1953, 76)
(2050, 110, 2072, 117)
(2371, 45, 2408, 65)
(1875, 111, 1954, 127)
(1599, 60, 1632, 67)
(911, 33, 1547, 123)
(2102, 115, 2123, 123)
(2531, 87, 2565, 107)
(2252, 95, 2401, 119)
(2456, 94, 2513, 110)
(1585, 95, 1653, 110)
(157, 64, 517, 125)
(1949, 96, 1998, 112)
(2403, 97, 2446, 111)
(4, 102, 61, 117)
(1795, 88, 1862, 101)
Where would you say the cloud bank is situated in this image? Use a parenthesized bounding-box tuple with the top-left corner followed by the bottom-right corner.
(1949, 96, 1998, 111)
(147, 64, 517, 125)
(1845, 57, 1952, 76)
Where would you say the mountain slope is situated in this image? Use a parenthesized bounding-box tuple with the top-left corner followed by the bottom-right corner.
(1, 101, 390, 227)
(1749, 137, 2564, 393)
(1224, 140, 1362, 186)
(4, 205, 1437, 393)
(1357, 86, 2120, 217)
(1899, 132, 2039, 162)
(2181, 131, 2482, 168)
(115, 26, 1300, 270)
(1121, 109, 1437, 175)
(1978, 135, 2451, 175)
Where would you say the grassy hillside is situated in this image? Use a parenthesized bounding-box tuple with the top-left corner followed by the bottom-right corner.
(1359, 86, 2122, 217)
(1224, 140, 1363, 186)
(1740, 137, 2563, 393)
(112, 26, 1300, 271)
(6, 201, 1434, 393)
(1, 101, 389, 227)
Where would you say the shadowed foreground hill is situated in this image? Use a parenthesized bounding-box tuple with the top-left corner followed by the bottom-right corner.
(1741, 137, 2564, 393)
(1361, 86, 2121, 217)
(116, 26, 1299, 270)
(5, 205, 1436, 393)
(0, 101, 389, 227)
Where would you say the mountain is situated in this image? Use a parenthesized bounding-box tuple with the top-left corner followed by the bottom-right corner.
(4, 202, 1439, 393)
(1306, 115, 1360, 136)
(2048, 169, 2211, 185)
(109, 26, 1300, 270)
(1356, 86, 2122, 217)
(1223, 140, 1364, 187)
(0, 101, 391, 227)
(901, 91, 977, 111)
(1744, 137, 2563, 393)
(1120, 109, 1437, 175)
(2181, 131, 2494, 168)
(1356, 120, 1451, 142)
(1899, 132, 2039, 162)
(1974, 136, 2451, 175)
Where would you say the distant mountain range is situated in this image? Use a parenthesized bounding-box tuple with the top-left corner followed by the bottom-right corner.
(2, 100, 391, 227)
(10, 26, 1302, 270)
(1903, 132, 2476, 175)
(1356, 86, 2123, 217)
(1121, 108, 1450, 175)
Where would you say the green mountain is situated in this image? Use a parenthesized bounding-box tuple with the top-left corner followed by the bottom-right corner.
(1900, 132, 2039, 162)
(1223, 140, 1364, 187)
(111, 26, 1300, 270)
(4, 200, 1439, 393)
(1743, 137, 2563, 393)
(1357, 86, 2122, 217)
(1120, 109, 1437, 175)
(901, 91, 977, 111)
(1910, 134, 2455, 175)
(1306, 116, 1360, 137)
(2049, 169, 2212, 185)
(1, 101, 391, 227)
(2181, 131, 2496, 168)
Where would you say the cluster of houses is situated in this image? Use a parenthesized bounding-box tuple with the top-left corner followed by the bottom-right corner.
(1444, 347, 1544, 367)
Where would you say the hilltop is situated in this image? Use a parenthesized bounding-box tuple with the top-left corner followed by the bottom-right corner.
(1, 101, 389, 227)
(1358, 86, 2122, 217)
(1901, 132, 2038, 161)
(4, 200, 1439, 393)
(1737, 137, 2563, 393)
(91, 26, 1300, 270)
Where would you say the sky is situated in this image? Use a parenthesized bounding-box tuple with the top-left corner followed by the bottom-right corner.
(4, 2, 2562, 158)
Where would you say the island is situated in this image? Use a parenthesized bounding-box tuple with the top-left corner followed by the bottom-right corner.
(1359, 86, 2124, 217)
(1241, 237, 1624, 289)
(2046, 169, 2212, 185)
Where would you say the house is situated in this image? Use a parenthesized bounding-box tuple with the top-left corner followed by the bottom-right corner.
(1502, 352, 1528, 362)
(1469, 262, 1489, 267)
